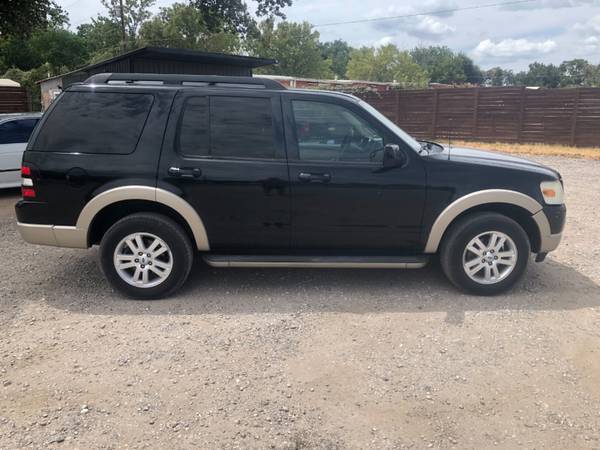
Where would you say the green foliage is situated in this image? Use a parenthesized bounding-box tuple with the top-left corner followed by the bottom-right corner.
(320, 39, 351, 79)
(100, 0, 155, 45)
(0, 0, 65, 36)
(139, 3, 240, 52)
(517, 62, 561, 88)
(411, 46, 480, 85)
(559, 59, 597, 87)
(483, 67, 517, 86)
(250, 20, 333, 78)
(77, 17, 123, 61)
(189, 0, 291, 36)
(0, 28, 88, 74)
(346, 45, 428, 87)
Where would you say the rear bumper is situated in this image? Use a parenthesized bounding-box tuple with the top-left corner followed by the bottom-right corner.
(16, 222, 87, 248)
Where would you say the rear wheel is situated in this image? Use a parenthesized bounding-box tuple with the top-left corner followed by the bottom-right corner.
(100, 213, 194, 299)
(439, 212, 530, 295)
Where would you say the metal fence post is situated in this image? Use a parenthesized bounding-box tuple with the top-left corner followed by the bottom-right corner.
(571, 88, 581, 147)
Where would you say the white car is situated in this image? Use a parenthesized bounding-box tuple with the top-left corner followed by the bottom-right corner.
(0, 113, 42, 188)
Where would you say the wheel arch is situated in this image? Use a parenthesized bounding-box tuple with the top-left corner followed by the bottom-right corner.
(424, 189, 544, 254)
(79, 186, 209, 250)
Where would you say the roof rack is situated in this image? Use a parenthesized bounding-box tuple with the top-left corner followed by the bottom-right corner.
(84, 73, 285, 90)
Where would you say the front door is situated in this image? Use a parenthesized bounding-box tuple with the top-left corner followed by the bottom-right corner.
(283, 95, 427, 253)
(158, 90, 290, 251)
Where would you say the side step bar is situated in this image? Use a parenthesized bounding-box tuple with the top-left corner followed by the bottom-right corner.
(203, 254, 429, 269)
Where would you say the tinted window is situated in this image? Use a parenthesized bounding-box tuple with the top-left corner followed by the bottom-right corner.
(292, 100, 384, 163)
(211, 97, 275, 159)
(33, 92, 153, 154)
(0, 119, 39, 145)
(177, 96, 276, 159)
(177, 96, 209, 157)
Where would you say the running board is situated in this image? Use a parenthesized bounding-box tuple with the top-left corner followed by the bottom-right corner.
(203, 254, 429, 269)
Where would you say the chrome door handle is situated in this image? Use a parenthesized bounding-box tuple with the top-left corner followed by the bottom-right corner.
(169, 167, 202, 178)
(298, 172, 331, 183)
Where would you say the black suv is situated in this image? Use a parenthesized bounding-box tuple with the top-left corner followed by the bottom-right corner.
(16, 73, 566, 299)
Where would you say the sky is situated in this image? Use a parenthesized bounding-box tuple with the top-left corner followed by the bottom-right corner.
(57, 0, 600, 71)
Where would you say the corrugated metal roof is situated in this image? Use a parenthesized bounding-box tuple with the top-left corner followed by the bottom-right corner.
(38, 47, 277, 83)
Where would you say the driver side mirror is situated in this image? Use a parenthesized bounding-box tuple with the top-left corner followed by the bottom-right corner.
(382, 144, 407, 168)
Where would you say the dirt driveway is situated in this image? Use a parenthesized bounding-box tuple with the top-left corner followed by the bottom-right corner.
(1, 156, 599, 449)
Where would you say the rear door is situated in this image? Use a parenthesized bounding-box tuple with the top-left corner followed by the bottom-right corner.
(158, 89, 290, 251)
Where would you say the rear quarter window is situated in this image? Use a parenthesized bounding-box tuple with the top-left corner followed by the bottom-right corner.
(32, 91, 153, 154)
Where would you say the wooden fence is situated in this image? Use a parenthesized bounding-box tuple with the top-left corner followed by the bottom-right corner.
(356, 87, 600, 147)
(0, 86, 30, 114)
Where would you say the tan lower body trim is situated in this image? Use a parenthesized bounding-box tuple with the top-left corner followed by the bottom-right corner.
(17, 223, 86, 248)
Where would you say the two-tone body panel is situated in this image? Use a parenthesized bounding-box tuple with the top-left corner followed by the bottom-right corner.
(15, 76, 565, 264)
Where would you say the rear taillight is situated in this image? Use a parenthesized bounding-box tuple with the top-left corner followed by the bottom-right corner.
(21, 165, 36, 198)
(21, 187, 36, 198)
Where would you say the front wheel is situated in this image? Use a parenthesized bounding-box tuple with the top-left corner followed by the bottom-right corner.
(100, 213, 194, 299)
(439, 212, 530, 296)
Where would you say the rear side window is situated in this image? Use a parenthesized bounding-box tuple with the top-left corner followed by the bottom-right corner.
(177, 97, 209, 157)
(0, 119, 39, 144)
(33, 92, 153, 154)
(177, 96, 276, 159)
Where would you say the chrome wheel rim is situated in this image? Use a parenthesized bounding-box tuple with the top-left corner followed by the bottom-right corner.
(462, 231, 518, 285)
(113, 232, 173, 288)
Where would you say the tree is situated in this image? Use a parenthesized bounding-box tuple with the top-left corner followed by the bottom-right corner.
(346, 44, 428, 87)
(77, 17, 123, 62)
(320, 40, 351, 79)
(411, 46, 478, 85)
(100, 0, 155, 46)
(139, 3, 240, 52)
(0, 0, 66, 36)
(189, 0, 292, 36)
(521, 62, 561, 88)
(559, 59, 590, 87)
(1, 27, 87, 74)
(249, 20, 333, 78)
(484, 67, 517, 86)
(583, 63, 600, 87)
(456, 53, 482, 84)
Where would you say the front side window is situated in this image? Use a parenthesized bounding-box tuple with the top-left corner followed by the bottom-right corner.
(177, 95, 276, 159)
(33, 92, 153, 154)
(0, 119, 39, 145)
(292, 100, 385, 163)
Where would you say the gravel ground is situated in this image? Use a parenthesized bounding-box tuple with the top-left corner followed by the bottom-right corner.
(1, 156, 599, 449)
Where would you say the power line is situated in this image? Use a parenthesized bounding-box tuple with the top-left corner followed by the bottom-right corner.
(312, 0, 537, 27)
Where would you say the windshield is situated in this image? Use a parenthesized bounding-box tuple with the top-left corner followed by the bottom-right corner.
(357, 99, 422, 153)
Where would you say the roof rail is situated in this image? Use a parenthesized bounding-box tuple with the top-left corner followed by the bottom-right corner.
(84, 73, 286, 90)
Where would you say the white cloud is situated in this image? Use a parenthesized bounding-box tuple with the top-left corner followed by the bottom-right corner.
(502, 0, 600, 10)
(413, 16, 456, 35)
(583, 36, 600, 51)
(368, 2, 456, 39)
(573, 14, 600, 34)
(472, 38, 557, 59)
(373, 36, 394, 47)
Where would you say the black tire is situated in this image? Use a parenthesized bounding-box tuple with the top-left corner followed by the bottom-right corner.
(99, 213, 194, 299)
(439, 212, 530, 296)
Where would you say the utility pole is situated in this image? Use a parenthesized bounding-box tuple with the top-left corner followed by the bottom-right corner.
(117, 0, 126, 51)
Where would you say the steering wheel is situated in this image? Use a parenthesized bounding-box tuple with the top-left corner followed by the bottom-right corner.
(368, 147, 384, 161)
